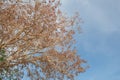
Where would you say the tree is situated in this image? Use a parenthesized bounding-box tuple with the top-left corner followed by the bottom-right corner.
(0, 0, 86, 80)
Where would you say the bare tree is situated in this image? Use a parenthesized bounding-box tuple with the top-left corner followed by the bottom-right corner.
(0, 0, 86, 80)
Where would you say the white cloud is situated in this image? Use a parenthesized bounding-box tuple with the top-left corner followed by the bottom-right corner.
(74, 0, 120, 34)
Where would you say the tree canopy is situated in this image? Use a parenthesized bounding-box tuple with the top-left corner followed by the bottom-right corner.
(0, 0, 86, 80)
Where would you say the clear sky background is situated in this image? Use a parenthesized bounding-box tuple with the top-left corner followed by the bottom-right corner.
(61, 0, 120, 80)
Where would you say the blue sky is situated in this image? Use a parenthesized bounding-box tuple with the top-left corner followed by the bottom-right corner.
(61, 0, 120, 80)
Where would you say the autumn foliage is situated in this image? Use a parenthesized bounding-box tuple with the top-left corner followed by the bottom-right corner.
(0, 0, 85, 80)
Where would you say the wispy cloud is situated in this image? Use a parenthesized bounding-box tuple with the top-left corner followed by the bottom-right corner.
(76, 0, 120, 34)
